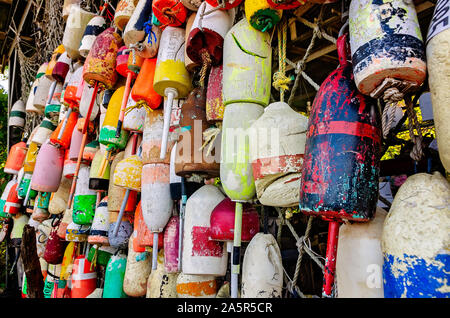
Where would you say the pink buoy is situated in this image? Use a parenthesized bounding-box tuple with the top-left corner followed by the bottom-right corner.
(31, 142, 64, 192)
(163, 215, 180, 273)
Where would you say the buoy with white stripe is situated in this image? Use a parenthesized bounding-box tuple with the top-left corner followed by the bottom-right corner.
(426, 0, 450, 172)
(32, 117, 57, 146)
(62, 4, 96, 59)
(146, 250, 178, 298)
(336, 207, 387, 298)
(79, 16, 107, 58)
(9, 100, 26, 130)
(4, 182, 22, 216)
(115, 46, 144, 138)
(249, 102, 308, 207)
(103, 253, 128, 298)
(31, 141, 64, 193)
(245, 0, 282, 32)
(141, 162, 173, 269)
(71, 255, 97, 298)
(4, 140, 27, 175)
(298, 34, 381, 297)
(182, 185, 228, 276)
(72, 164, 97, 225)
(153, 26, 192, 160)
(123, 236, 151, 297)
(26, 63, 48, 114)
(382, 172, 450, 298)
(241, 233, 283, 298)
(123, 0, 153, 47)
(349, 0, 426, 96)
(176, 273, 217, 298)
(186, 1, 234, 67)
(88, 196, 110, 246)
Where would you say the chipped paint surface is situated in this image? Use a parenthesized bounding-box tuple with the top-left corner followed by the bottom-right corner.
(146, 250, 178, 298)
(299, 35, 381, 221)
(382, 172, 450, 298)
(124, 237, 151, 297)
(176, 273, 217, 298)
(427, 27, 450, 171)
(103, 253, 128, 298)
(113, 155, 142, 191)
(241, 233, 283, 298)
(349, 0, 426, 94)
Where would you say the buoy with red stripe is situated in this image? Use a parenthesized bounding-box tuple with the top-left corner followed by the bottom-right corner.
(103, 253, 128, 298)
(241, 233, 283, 298)
(88, 196, 110, 246)
(0, 180, 14, 218)
(427, 0, 450, 172)
(298, 34, 381, 297)
(153, 26, 192, 160)
(205, 0, 243, 9)
(123, 0, 154, 47)
(123, 236, 151, 297)
(71, 255, 97, 298)
(349, 0, 426, 96)
(176, 273, 217, 298)
(152, 0, 188, 28)
(146, 249, 178, 298)
(187, 1, 234, 68)
(249, 102, 308, 207)
(31, 141, 64, 193)
(62, 4, 96, 59)
(336, 207, 386, 298)
(79, 16, 107, 58)
(4, 140, 27, 175)
(182, 185, 228, 276)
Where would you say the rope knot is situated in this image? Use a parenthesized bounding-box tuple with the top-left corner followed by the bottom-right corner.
(273, 71, 291, 92)
(383, 87, 403, 105)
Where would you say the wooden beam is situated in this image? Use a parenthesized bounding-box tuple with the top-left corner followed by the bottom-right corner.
(0, 0, 12, 4)
(416, 1, 435, 13)
(294, 2, 315, 18)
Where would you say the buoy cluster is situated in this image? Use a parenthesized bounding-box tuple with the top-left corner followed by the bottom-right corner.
(2, 0, 449, 299)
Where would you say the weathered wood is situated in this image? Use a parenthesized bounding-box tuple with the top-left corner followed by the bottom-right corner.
(20, 225, 44, 298)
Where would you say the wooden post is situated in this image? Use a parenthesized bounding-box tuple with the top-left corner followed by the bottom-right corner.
(20, 225, 44, 298)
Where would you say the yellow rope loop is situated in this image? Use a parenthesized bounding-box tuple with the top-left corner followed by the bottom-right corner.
(274, 19, 290, 102)
(199, 122, 222, 157)
(273, 71, 291, 92)
(125, 100, 154, 117)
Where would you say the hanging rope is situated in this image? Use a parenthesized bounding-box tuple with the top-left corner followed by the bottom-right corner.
(405, 95, 424, 162)
(273, 19, 290, 103)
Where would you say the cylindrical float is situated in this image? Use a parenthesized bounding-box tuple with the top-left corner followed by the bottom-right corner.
(163, 215, 180, 273)
(31, 142, 64, 193)
(79, 16, 107, 58)
(123, 0, 153, 47)
(71, 255, 97, 298)
(72, 164, 97, 225)
(146, 250, 178, 298)
(4, 140, 27, 175)
(88, 196, 110, 245)
(103, 253, 128, 298)
(123, 237, 151, 297)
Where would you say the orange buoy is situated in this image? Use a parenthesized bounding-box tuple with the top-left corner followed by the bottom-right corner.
(71, 255, 97, 298)
(131, 58, 162, 111)
(4, 140, 27, 175)
(152, 0, 188, 28)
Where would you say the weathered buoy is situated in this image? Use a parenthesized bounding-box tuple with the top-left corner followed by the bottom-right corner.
(4, 140, 27, 175)
(103, 253, 128, 298)
(108, 152, 137, 214)
(72, 164, 97, 225)
(186, 1, 234, 66)
(62, 4, 96, 59)
(152, 0, 188, 28)
(79, 81, 100, 121)
(43, 219, 67, 265)
(65, 222, 90, 242)
(45, 83, 63, 124)
(184, 13, 200, 72)
(146, 250, 178, 298)
(71, 255, 97, 298)
(336, 207, 387, 298)
(31, 142, 64, 193)
(182, 185, 228, 276)
(153, 26, 192, 160)
(175, 87, 221, 178)
(299, 34, 381, 297)
(206, 65, 224, 122)
(33, 75, 53, 113)
(123, 94, 146, 133)
(48, 176, 71, 215)
(163, 215, 180, 273)
(4, 183, 22, 216)
(142, 109, 174, 164)
(89, 149, 110, 191)
(176, 273, 217, 298)
(426, 0, 450, 172)
(241, 233, 283, 298)
(26, 63, 48, 114)
(114, 0, 138, 31)
(123, 0, 153, 47)
(79, 15, 107, 58)
(123, 237, 151, 297)
(57, 208, 72, 239)
(382, 172, 450, 298)
(249, 102, 308, 207)
(32, 117, 57, 146)
(88, 197, 110, 246)
(349, 0, 426, 95)
(9, 100, 26, 129)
